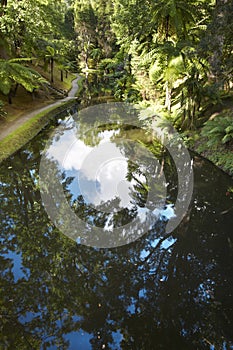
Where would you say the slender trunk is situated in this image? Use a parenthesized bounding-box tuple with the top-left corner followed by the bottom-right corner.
(85, 52, 88, 70)
(0, 39, 8, 58)
(181, 91, 186, 126)
(182, 108, 186, 127)
(165, 81, 171, 112)
(8, 91, 12, 104)
(85, 70, 89, 84)
(187, 99, 191, 122)
(192, 103, 196, 128)
(60, 70, 63, 82)
(65, 70, 68, 78)
(128, 54, 132, 75)
(12, 83, 19, 97)
(164, 52, 171, 112)
(165, 15, 170, 40)
(180, 91, 184, 108)
(50, 57, 54, 83)
(31, 88, 36, 101)
(84, 38, 89, 71)
(0, 0, 7, 15)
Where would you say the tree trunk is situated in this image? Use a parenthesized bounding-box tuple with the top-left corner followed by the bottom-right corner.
(210, 0, 228, 82)
(84, 52, 88, 71)
(165, 81, 171, 112)
(31, 89, 36, 101)
(165, 15, 170, 40)
(60, 70, 63, 82)
(65, 70, 68, 78)
(50, 57, 54, 83)
(127, 54, 132, 75)
(0, 1, 7, 19)
(0, 39, 8, 58)
(1, 0, 7, 7)
(8, 91, 12, 104)
(13, 83, 19, 97)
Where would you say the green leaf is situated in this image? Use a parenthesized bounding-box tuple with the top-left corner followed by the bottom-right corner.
(222, 134, 232, 144)
(225, 126, 233, 134)
(0, 77, 12, 95)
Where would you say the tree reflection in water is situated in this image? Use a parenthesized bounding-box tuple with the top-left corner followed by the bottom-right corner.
(0, 112, 233, 349)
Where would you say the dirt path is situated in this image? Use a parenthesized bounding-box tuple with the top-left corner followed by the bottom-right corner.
(0, 75, 81, 141)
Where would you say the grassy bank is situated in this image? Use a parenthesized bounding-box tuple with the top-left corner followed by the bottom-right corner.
(0, 99, 77, 163)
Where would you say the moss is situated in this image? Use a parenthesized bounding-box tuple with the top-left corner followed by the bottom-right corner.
(0, 99, 78, 163)
(196, 141, 233, 176)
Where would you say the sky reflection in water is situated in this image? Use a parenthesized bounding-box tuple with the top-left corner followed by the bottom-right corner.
(0, 108, 233, 349)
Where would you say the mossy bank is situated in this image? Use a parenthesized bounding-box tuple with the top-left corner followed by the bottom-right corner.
(0, 99, 78, 163)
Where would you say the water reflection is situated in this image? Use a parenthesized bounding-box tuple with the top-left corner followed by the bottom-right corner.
(40, 108, 170, 247)
(48, 127, 138, 208)
(0, 108, 233, 349)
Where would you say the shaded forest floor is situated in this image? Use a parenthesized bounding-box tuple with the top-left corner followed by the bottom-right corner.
(0, 74, 81, 162)
(0, 64, 76, 127)
(0, 74, 80, 142)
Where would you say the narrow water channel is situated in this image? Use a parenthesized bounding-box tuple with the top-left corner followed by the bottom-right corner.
(0, 94, 233, 349)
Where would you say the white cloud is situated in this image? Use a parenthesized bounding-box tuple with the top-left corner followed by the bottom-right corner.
(46, 129, 134, 208)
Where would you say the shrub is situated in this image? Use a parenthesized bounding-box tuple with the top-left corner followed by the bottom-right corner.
(201, 113, 233, 147)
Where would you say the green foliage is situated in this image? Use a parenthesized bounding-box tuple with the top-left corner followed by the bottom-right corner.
(1, 0, 232, 180)
(0, 0, 76, 80)
(201, 114, 233, 147)
(74, 0, 116, 71)
(201, 147, 233, 176)
(113, 74, 140, 103)
(196, 110, 233, 175)
(111, 0, 153, 47)
(151, 0, 202, 41)
(0, 0, 65, 55)
(0, 58, 47, 96)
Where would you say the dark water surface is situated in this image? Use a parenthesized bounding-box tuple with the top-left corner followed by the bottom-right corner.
(0, 103, 233, 349)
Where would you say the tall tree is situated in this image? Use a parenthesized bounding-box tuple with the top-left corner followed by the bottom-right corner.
(203, 0, 233, 85)
(74, 0, 98, 70)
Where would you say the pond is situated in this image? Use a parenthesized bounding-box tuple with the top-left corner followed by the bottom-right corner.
(0, 97, 233, 349)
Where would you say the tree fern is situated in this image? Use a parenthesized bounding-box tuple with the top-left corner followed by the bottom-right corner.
(201, 114, 233, 147)
(0, 58, 47, 99)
